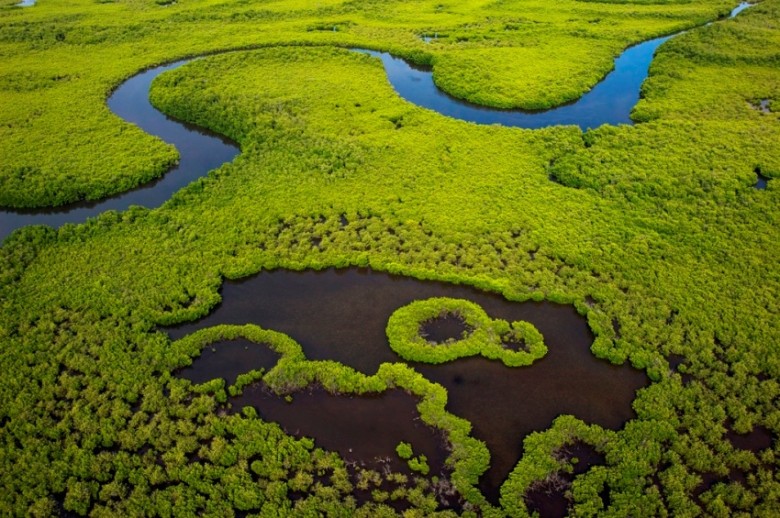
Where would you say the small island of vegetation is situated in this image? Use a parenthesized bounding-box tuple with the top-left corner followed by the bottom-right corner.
(387, 297, 547, 367)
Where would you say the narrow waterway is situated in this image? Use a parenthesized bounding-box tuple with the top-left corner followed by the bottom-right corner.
(0, 62, 239, 241)
(0, 3, 753, 241)
(355, 3, 752, 129)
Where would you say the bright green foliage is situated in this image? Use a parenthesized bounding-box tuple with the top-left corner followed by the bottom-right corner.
(396, 441, 414, 460)
(386, 297, 547, 367)
(392, 441, 431, 477)
(1, 0, 779, 516)
(0, 0, 736, 207)
(409, 455, 431, 476)
(431, 38, 618, 110)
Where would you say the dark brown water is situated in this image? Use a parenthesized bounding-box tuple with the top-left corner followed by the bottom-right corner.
(177, 338, 279, 386)
(524, 442, 605, 517)
(668, 353, 695, 385)
(415, 351, 642, 502)
(726, 425, 773, 452)
(231, 387, 449, 477)
(169, 268, 648, 501)
(525, 480, 570, 518)
(692, 424, 773, 500)
(421, 314, 472, 344)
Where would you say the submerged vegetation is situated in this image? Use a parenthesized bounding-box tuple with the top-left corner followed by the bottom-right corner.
(1, 0, 779, 516)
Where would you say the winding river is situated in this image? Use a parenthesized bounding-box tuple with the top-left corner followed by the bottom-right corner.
(358, 35, 671, 130)
(360, 1, 752, 129)
(0, 61, 239, 242)
(0, 3, 753, 241)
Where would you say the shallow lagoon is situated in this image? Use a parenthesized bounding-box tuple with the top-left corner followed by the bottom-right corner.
(170, 268, 648, 500)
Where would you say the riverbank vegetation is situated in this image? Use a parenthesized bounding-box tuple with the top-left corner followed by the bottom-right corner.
(1, 0, 779, 516)
(1, 0, 738, 208)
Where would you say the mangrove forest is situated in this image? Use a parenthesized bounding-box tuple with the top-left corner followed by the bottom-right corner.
(0, 0, 778, 516)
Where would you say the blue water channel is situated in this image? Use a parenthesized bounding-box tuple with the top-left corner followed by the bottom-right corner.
(0, 3, 753, 241)
(0, 61, 239, 241)
(357, 2, 752, 129)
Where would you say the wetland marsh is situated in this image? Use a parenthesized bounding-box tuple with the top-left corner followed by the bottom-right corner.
(0, 3, 758, 240)
(169, 268, 648, 502)
(0, 0, 778, 516)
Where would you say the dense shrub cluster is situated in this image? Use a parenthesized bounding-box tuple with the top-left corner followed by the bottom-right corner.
(386, 297, 547, 367)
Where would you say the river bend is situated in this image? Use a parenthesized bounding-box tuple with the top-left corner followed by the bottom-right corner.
(0, 3, 752, 241)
